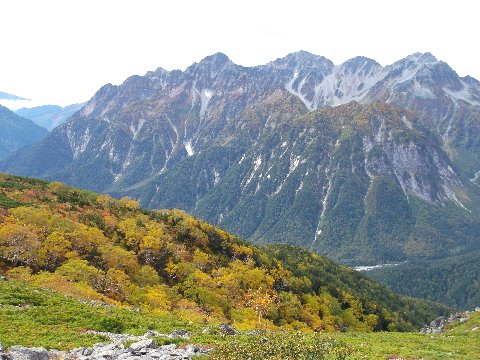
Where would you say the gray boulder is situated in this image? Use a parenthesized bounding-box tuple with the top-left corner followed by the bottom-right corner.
(82, 348, 94, 356)
(128, 339, 156, 353)
(184, 344, 202, 354)
(219, 324, 240, 335)
(2, 330, 210, 359)
(7, 346, 49, 360)
(169, 329, 190, 339)
(145, 330, 163, 337)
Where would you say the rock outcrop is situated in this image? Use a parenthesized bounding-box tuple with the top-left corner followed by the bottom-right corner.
(0, 331, 208, 360)
(420, 308, 480, 333)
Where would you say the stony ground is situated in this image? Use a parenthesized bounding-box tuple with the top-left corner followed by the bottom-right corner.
(0, 330, 209, 360)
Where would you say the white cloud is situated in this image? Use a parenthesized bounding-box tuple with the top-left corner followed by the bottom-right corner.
(1, 0, 478, 106)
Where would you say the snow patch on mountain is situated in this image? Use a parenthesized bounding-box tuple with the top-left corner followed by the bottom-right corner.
(200, 89, 213, 118)
(313, 165, 336, 241)
(470, 170, 480, 183)
(295, 179, 304, 195)
(289, 156, 301, 174)
(185, 141, 194, 156)
(244, 155, 262, 187)
(213, 169, 221, 185)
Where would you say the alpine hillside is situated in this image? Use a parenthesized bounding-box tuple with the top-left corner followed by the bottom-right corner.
(0, 173, 449, 333)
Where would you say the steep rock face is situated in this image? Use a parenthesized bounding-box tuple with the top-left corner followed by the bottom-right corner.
(262, 52, 480, 181)
(188, 103, 478, 264)
(2, 52, 480, 264)
(2, 53, 309, 192)
(3, 51, 479, 191)
(269, 53, 383, 109)
(365, 54, 480, 180)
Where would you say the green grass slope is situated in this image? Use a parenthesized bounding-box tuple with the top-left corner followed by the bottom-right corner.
(0, 279, 191, 349)
(1, 278, 478, 359)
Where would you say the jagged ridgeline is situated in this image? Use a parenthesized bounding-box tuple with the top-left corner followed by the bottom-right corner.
(0, 174, 449, 331)
(2, 52, 480, 266)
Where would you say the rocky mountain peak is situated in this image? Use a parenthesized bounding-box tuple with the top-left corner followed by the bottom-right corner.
(194, 52, 233, 71)
(428, 61, 464, 91)
(267, 51, 334, 72)
(183, 52, 238, 85)
(202, 51, 231, 63)
(407, 52, 438, 64)
(284, 50, 330, 62)
(341, 56, 382, 74)
(145, 66, 169, 79)
(386, 52, 439, 79)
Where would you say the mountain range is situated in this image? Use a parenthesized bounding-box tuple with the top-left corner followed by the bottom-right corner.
(15, 103, 85, 131)
(0, 105, 48, 160)
(1, 51, 480, 268)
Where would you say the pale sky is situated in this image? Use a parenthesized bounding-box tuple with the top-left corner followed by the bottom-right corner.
(1, 0, 478, 108)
